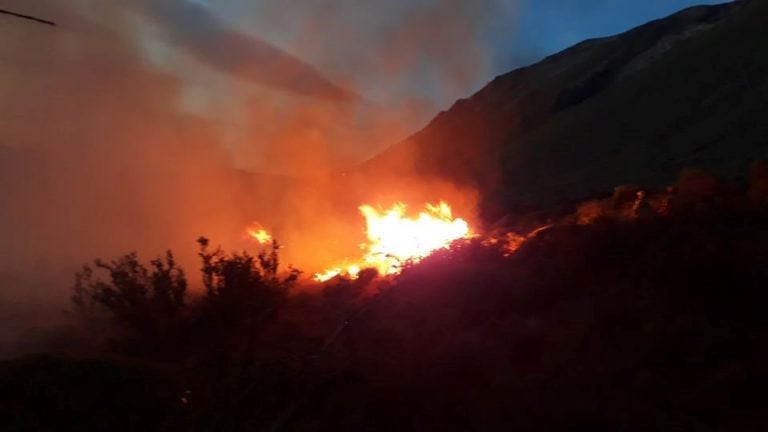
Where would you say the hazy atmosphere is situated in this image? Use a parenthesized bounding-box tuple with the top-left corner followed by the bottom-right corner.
(3, 2, 766, 430)
(1, 0, 719, 351)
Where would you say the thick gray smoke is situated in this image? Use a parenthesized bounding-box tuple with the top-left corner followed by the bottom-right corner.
(137, 0, 357, 101)
(0, 0, 513, 356)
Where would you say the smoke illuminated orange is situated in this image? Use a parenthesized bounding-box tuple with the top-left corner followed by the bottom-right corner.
(313, 201, 471, 282)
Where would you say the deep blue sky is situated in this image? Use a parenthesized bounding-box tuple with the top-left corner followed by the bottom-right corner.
(493, 0, 728, 72)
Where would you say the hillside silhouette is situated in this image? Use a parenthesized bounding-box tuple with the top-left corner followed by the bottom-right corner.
(364, 0, 768, 218)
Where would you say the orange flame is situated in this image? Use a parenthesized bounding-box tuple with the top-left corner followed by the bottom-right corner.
(244, 222, 273, 244)
(314, 201, 471, 282)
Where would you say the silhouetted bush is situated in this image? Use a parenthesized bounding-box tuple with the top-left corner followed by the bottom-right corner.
(195, 236, 299, 332)
(72, 250, 187, 353)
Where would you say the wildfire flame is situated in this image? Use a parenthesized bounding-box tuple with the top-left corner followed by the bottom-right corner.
(314, 201, 471, 282)
(244, 222, 273, 244)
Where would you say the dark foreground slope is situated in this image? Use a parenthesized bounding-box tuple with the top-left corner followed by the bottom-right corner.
(364, 0, 768, 216)
(3, 172, 768, 431)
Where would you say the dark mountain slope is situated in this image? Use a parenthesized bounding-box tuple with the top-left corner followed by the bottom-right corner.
(363, 0, 768, 216)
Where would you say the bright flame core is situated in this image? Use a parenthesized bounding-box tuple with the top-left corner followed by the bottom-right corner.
(244, 222, 273, 244)
(314, 201, 470, 282)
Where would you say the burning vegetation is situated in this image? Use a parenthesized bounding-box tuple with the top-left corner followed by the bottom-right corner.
(243, 189, 666, 286)
(4, 1, 768, 430)
(5, 165, 768, 431)
(244, 222, 273, 245)
(243, 201, 472, 282)
(313, 201, 471, 281)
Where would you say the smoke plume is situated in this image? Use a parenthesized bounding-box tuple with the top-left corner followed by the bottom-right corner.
(0, 0, 511, 356)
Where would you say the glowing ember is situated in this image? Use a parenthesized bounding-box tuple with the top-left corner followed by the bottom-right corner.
(314, 201, 471, 282)
(244, 222, 273, 244)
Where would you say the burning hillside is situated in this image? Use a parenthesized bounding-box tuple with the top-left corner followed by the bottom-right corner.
(246, 201, 472, 282)
(39, 166, 768, 431)
(259, 186, 680, 284)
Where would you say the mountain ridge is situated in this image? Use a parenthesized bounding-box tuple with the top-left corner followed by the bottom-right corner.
(361, 0, 767, 217)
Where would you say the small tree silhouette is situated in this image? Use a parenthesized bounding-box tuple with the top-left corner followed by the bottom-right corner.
(72, 251, 187, 351)
(191, 238, 301, 429)
(196, 237, 299, 330)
